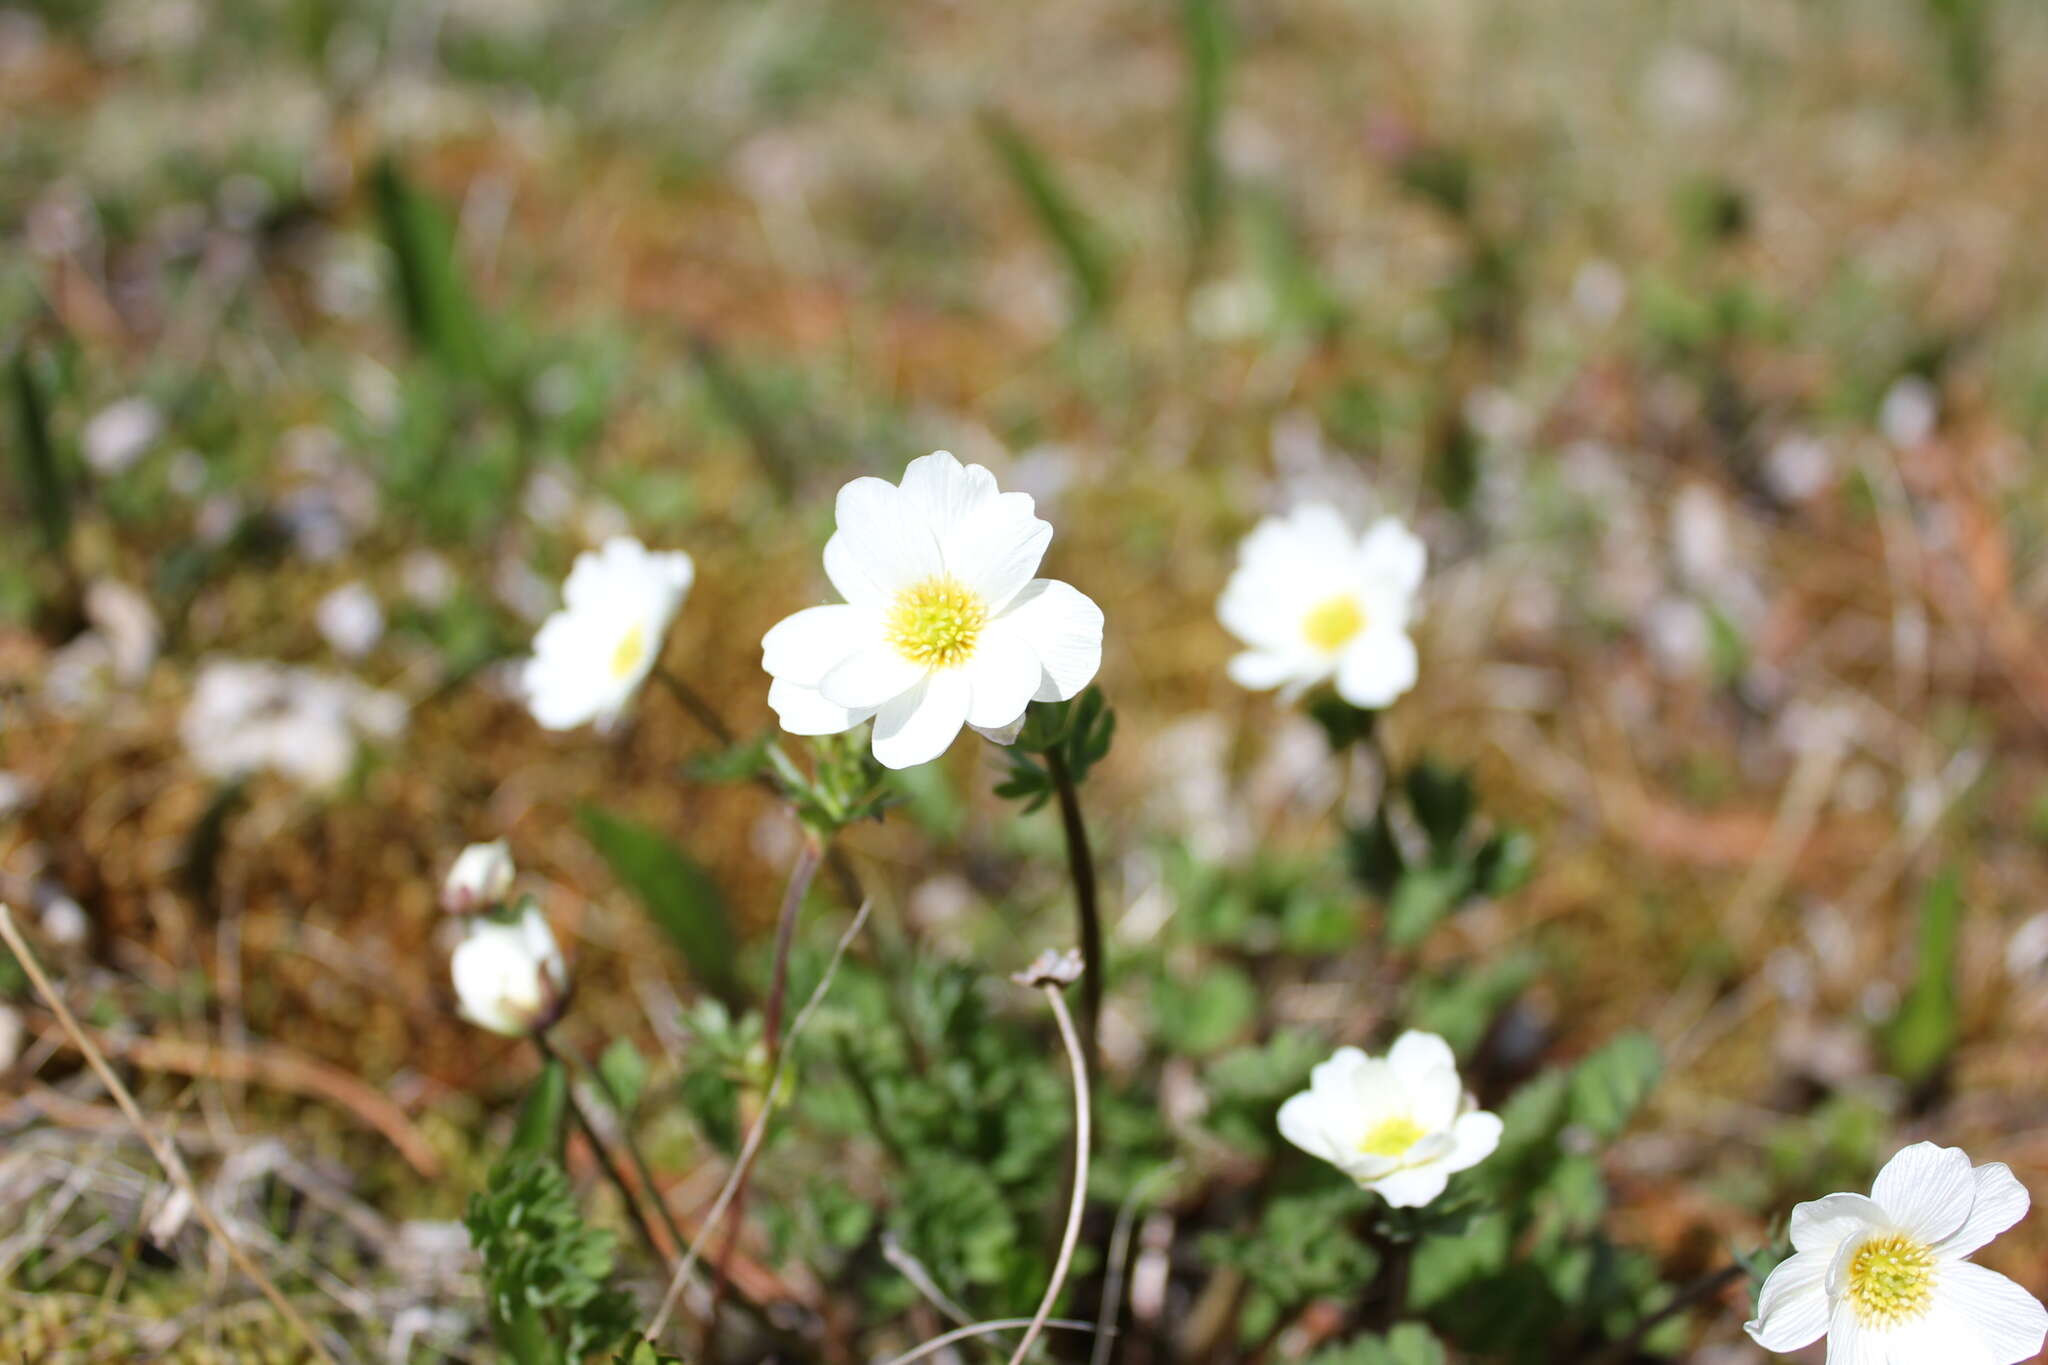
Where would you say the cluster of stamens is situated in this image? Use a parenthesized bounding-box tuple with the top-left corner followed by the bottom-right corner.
(887, 577, 988, 668)
(1358, 1115, 1426, 1159)
(609, 622, 649, 682)
(1303, 595, 1367, 653)
(1844, 1233, 1937, 1327)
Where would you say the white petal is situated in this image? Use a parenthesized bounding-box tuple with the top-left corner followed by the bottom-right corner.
(1824, 1299, 1888, 1365)
(762, 604, 876, 686)
(820, 645, 928, 710)
(970, 715, 1027, 745)
(1935, 1263, 2048, 1365)
(1386, 1031, 1457, 1084)
(1937, 1162, 2033, 1261)
(1307, 1045, 1373, 1097)
(898, 451, 999, 525)
(1442, 1109, 1502, 1174)
(1218, 576, 1302, 652)
(1791, 1193, 1889, 1256)
(1370, 1165, 1451, 1209)
(767, 678, 869, 736)
(1334, 630, 1418, 709)
(995, 578, 1103, 702)
(1872, 1143, 1976, 1245)
(962, 625, 1042, 730)
(1278, 1091, 1343, 1166)
(1357, 517, 1426, 595)
(1407, 1067, 1462, 1132)
(824, 530, 891, 607)
(1886, 1306, 1994, 1365)
(831, 477, 943, 601)
(870, 671, 971, 769)
(1228, 648, 1322, 692)
(941, 492, 1050, 611)
(1743, 1250, 1833, 1353)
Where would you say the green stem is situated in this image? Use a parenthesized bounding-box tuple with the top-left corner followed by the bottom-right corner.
(1044, 748, 1104, 1083)
(534, 1033, 667, 1269)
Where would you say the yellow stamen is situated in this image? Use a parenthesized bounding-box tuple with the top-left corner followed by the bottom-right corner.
(1303, 596, 1366, 653)
(1845, 1233, 1937, 1328)
(887, 577, 988, 669)
(609, 622, 648, 682)
(1358, 1116, 1426, 1158)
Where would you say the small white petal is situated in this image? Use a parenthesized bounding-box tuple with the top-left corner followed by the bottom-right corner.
(1743, 1250, 1832, 1353)
(1334, 630, 1418, 709)
(1936, 1262, 2048, 1365)
(1443, 1110, 1502, 1174)
(1872, 1143, 1977, 1245)
(1791, 1193, 1889, 1256)
(1307, 1045, 1373, 1097)
(1228, 649, 1322, 692)
(762, 604, 873, 686)
(832, 477, 943, 600)
(898, 451, 1000, 526)
(1357, 516, 1426, 595)
(962, 626, 1042, 730)
(1937, 1162, 2033, 1261)
(767, 678, 869, 736)
(870, 670, 972, 769)
(995, 578, 1103, 702)
(820, 645, 928, 710)
(1371, 1165, 1451, 1209)
(824, 530, 894, 607)
(1278, 1091, 1343, 1166)
(1386, 1031, 1457, 1084)
(941, 491, 1050, 611)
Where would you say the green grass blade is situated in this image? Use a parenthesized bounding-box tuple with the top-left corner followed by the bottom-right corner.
(1181, 0, 1230, 266)
(370, 157, 494, 382)
(577, 804, 743, 1007)
(8, 350, 72, 557)
(980, 110, 1113, 319)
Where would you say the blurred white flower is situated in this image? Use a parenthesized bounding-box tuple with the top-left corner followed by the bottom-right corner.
(180, 659, 406, 789)
(82, 397, 162, 476)
(1880, 375, 1940, 448)
(1278, 1032, 1502, 1208)
(761, 451, 1104, 770)
(443, 841, 515, 916)
(316, 581, 385, 658)
(522, 537, 694, 731)
(1219, 503, 1424, 710)
(84, 580, 161, 685)
(451, 905, 567, 1036)
(1746, 1142, 2045, 1363)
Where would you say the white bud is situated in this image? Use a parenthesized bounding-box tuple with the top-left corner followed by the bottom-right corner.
(442, 840, 515, 915)
(451, 905, 567, 1037)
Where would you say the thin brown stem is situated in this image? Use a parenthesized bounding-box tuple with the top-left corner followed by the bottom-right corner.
(1007, 982, 1092, 1365)
(763, 832, 825, 1056)
(535, 1032, 671, 1265)
(0, 905, 339, 1365)
(653, 667, 736, 748)
(1589, 1262, 1746, 1365)
(1043, 749, 1104, 1081)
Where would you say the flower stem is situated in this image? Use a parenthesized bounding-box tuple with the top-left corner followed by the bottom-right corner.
(653, 666, 735, 748)
(1589, 1262, 1747, 1365)
(763, 831, 825, 1056)
(533, 1031, 671, 1266)
(1043, 748, 1104, 1081)
(1011, 981, 1091, 1365)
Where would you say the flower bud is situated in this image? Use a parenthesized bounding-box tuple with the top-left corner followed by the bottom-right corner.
(442, 840, 515, 915)
(450, 905, 568, 1036)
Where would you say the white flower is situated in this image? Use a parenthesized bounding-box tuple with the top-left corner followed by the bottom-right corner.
(760, 451, 1104, 770)
(180, 658, 406, 789)
(443, 841, 515, 915)
(1745, 1142, 2046, 1364)
(522, 537, 694, 731)
(1277, 1032, 1502, 1208)
(1218, 503, 1425, 710)
(451, 905, 567, 1037)
(316, 581, 385, 658)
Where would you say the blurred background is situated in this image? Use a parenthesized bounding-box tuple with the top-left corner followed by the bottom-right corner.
(5, 0, 2048, 1358)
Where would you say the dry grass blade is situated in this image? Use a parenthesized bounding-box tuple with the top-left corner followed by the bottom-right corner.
(0, 904, 340, 1365)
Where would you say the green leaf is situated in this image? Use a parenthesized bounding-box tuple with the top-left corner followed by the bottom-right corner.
(614, 1345, 687, 1365)
(1883, 865, 1963, 1087)
(1403, 759, 1475, 852)
(578, 805, 742, 1007)
(466, 1155, 636, 1363)
(1180, 0, 1229, 264)
(370, 157, 494, 382)
(1385, 862, 1473, 948)
(981, 111, 1113, 319)
(597, 1038, 648, 1117)
(1405, 1208, 1512, 1310)
(1567, 1032, 1662, 1140)
(1473, 828, 1536, 898)
(1345, 809, 1405, 897)
(509, 1057, 569, 1162)
(1151, 965, 1258, 1056)
(8, 350, 71, 558)
(1306, 1323, 1448, 1365)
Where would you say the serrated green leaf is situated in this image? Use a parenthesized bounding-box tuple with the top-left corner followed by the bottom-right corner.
(1385, 862, 1473, 948)
(1474, 827, 1536, 898)
(1568, 1032, 1661, 1140)
(1405, 1208, 1511, 1310)
(577, 805, 741, 1007)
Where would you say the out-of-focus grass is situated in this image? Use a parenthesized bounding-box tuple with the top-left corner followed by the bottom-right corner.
(6, 0, 2048, 1354)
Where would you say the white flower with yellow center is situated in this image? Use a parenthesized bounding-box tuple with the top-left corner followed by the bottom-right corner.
(1277, 1032, 1502, 1208)
(522, 537, 694, 731)
(1218, 503, 1425, 710)
(761, 452, 1104, 770)
(451, 904, 568, 1037)
(1746, 1142, 2046, 1363)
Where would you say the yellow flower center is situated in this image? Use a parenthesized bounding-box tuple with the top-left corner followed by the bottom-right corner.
(609, 622, 649, 682)
(887, 577, 988, 669)
(1303, 595, 1366, 653)
(1358, 1116, 1427, 1158)
(1845, 1233, 1937, 1328)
